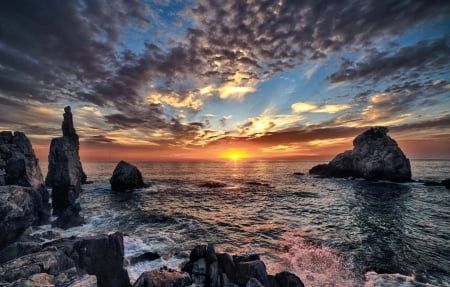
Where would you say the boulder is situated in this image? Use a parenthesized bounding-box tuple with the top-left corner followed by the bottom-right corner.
(46, 106, 85, 228)
(235, 260, 269, 287)
(110, 160, 144, 192)
(245, 278, 264, 287)
(309, 127, 411, 182)
(0, 185, 50, 250)
(133, 269, 192, 287)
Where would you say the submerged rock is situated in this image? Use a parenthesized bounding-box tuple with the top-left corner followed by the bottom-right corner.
(110, 160, 145, 192)
(309, 127, 411, 182)
(46, 106, 85, 228)
(198, 181, 227, 188)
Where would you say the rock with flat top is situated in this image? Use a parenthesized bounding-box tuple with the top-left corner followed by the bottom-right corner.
(309, 127, 411, 182)
(110, 160, 144, 192)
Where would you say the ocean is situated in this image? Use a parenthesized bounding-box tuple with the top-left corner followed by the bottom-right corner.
(36, 160, 450, 286)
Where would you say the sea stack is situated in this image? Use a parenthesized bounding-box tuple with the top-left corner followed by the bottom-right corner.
(110, 160, 144, 192)
(309, 126, 411, 182)
(0, 131, 50, 249)
(45, 106, 86, 228)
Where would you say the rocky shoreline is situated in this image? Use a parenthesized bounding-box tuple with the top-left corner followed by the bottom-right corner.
(1, 108, 449, 286)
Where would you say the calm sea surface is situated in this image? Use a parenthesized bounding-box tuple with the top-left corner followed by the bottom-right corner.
(38, 160, 450, 286)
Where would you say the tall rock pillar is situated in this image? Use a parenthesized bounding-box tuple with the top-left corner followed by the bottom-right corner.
(45, 106, 86, 229)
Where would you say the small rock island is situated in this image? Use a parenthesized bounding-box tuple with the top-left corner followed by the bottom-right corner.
(309, 126, 411, 182)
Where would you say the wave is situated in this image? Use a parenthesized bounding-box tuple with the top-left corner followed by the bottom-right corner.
(269, 232, 358, 287)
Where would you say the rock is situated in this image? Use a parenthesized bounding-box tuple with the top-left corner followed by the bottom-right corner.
(275, 271, 305, 287)
(129, 251, 161, 265)
(190, 244, 207, 262)
(442, 179, 450, 189)
(293, 172, 305, 176)
(50, 232, 131, 287)
(206, 243, 220, 287)
(0, 185, 50, 250)
(0, 248, 81, 286)
(423, 180, 442, 186)
(309, 127, 411, 182)
(233, 254, 260, 263)
(246, 278, 264, 287)
(45, 106, 86, 228)
(217, 253, 236, 283)
(235, 260, 269, 287)
(0, 131, 50, 227)
(0, 240, 42, 264)
(110, 160, 144, 192)
(198, 181, 227, 188)
(133, 270, 192, 287)
(51, 202, 85, 229)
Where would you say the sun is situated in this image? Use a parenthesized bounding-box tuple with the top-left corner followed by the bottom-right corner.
(231, 154, 240, 161)
(222, 150, 248, 162)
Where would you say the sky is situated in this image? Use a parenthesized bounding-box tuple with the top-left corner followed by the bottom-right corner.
(0, 0, 449, 162)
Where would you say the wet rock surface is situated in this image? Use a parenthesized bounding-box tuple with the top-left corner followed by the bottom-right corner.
(309, 127, 411, 182)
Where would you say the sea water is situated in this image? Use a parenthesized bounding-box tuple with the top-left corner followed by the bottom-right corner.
(35, 160, 450, 286)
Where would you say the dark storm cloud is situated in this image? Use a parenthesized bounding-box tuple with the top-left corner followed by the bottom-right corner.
(0, 0, 149, 102)
(328, 38, 450, 83)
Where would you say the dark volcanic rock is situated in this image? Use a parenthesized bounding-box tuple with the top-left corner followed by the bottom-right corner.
(309, 127, 411, 182)
(46, 106, 85, 228)
(133, 269, 192, 287)
(110, 160, 145, 192)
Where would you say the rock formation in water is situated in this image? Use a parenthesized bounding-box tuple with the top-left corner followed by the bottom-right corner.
(0, 231, 130, 287)
(179, 244, 305, 287)
(110, 160, 145, 192)
(0, 131, 50, 249)
(309, 127, 411, 182)
(45, 106, 86, 228)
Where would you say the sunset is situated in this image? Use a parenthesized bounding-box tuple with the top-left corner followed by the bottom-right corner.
(0, 1, 449, 162)
(1, 1, 450, 286)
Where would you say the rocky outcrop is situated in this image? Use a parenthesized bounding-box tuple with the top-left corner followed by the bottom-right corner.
(0, 131, 50, 249)
(110, 160, 144, 192)
(0, 186, 48, 250)
(309, 127, 411, 182)
(182, 244, 304, 287)
(45, 106, 86, 228)
(0, 232, 130, 287)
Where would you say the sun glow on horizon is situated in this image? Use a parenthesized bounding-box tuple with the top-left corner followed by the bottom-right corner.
(222, 150, 249, 162)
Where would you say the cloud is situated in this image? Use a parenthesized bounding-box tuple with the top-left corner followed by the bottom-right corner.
(291, 102, 351, 114)
(328, 38, 450, 83)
